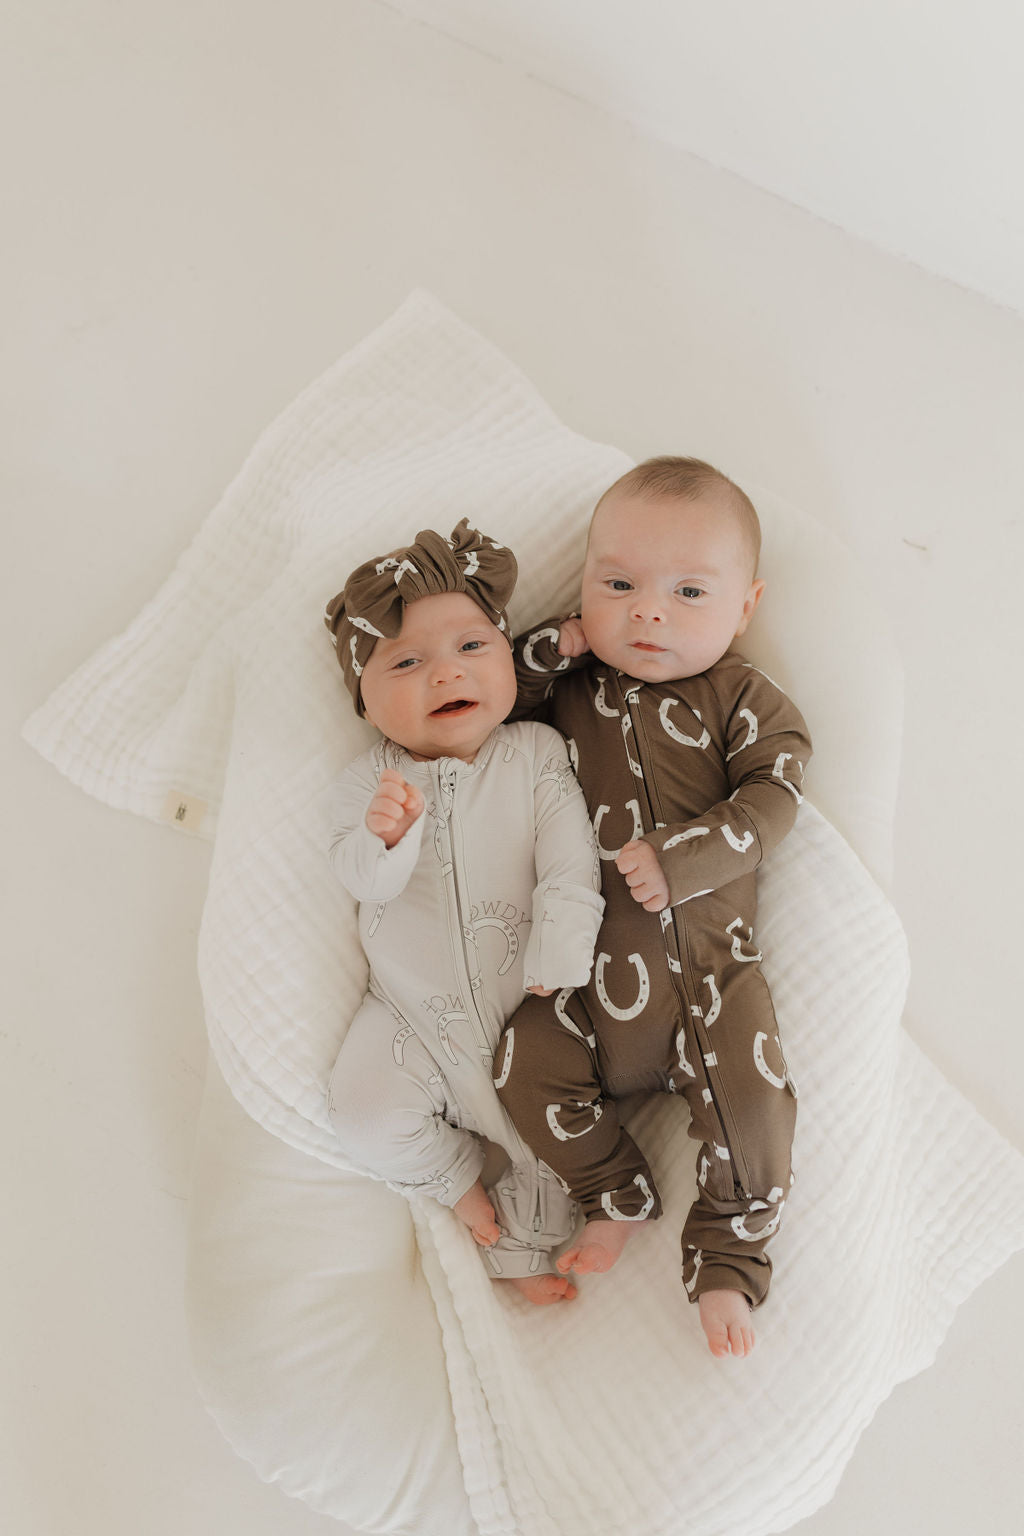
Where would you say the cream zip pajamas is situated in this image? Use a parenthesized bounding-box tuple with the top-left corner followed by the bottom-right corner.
(326, 720, 604, 1278)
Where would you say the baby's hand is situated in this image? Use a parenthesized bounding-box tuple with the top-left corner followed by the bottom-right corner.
(616, 840, 670, 913)
(557, 615, 590, 658)
(526, 985, 555, 997)
(366, 769, 424, 849)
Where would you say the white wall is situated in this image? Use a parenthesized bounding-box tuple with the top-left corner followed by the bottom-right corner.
(5, 1, 1023, 1532)
(390, 0, 1024, 315)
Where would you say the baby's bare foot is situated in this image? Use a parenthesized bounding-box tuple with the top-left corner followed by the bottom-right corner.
(698, 1289, 755, 1358)
(556, 1218, 638, 1276)
(502, 1273, 578, 1305)
(453, 1180, 501, 1247)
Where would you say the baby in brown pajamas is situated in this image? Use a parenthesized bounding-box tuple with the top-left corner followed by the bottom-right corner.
(494, 456, 811, 1357)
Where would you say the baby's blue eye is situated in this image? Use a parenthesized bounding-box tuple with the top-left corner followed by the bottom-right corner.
(394, 657, 418, 669)
(460, 640, 483, 652)
(678, 586, 703, 600)
(609, 579, 633, 592)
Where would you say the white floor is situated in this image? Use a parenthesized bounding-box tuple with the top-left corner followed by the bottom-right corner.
(5, 2, 1023, 1533)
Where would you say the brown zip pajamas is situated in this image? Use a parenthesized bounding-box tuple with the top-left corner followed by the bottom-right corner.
(494, 629, 811, 1305)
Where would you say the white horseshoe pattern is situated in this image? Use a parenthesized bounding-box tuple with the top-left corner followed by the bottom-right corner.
(683, 1247, 703, 1295)
(727, 917, 763, 963)
(474, 916, 520, 975)
(772, 752, 804, 802)
(595, 952, 651, 1021)
(367, 902, 386, 938)
(601, 1173, 656, 1221)
(674, 1025, 696, 1078)
(701, 973, 722, 1026)
(663, 826, 709, 849)
(593, 674, 620, 718)
(621, 714, 644, 778)
(731, 1200, 785, 1243)
(555, 988, 597, 1048)
(726, 708, 759, 760)
(493, 1028, 514, 1088)
(753, 1030, 788, 1089)
(546, 1099, 604, 1142)
(593, 800, 643, 860)
(721, 824, 755, 853)
(659, 698, 711, 749)
(522, 627, 570, 673)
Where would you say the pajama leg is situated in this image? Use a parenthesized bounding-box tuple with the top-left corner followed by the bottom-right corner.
(494, 990, 662, 1224)
(676, 964, 797, 1307)
(328, 994, 484, 1206)
(329, 995, 575, 1278)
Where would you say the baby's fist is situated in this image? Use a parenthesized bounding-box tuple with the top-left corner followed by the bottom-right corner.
(615, 840, 670, 912)
(557, 615, 590, 659)
(366, 769, 424, 849)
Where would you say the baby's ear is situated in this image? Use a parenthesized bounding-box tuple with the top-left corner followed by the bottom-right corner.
(735, 578, 765, 637)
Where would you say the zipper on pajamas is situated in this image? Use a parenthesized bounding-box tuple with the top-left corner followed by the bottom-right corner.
(432, 761, 497, 1063)
(623, 684, 752, 1202)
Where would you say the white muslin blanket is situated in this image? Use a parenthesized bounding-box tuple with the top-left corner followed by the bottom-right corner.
(25, 292, 1024, 1536)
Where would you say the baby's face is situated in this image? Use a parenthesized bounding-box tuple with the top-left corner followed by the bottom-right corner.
(359, 591, 517, 762)
(579, 491, 764, 682)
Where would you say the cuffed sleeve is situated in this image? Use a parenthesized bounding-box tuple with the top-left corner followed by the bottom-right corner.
(327, 758, 426, 902)
(510, 615, 590, 719)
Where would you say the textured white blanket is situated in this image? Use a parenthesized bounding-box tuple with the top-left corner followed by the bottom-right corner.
(25, 293, 1024, 1536)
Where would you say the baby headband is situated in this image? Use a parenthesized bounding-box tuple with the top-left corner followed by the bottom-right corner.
(324, 517, 518, 714)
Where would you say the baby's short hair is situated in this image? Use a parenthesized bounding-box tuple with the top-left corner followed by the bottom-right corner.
(595, 456, 762, 577)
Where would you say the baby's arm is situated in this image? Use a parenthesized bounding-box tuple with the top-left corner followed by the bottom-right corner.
(328, 757, 427, 902)
(509, 614, 592, 718)
(365, 768, 424, 849)
(521, 725, 605, 993)
(636, 667, 812, 909)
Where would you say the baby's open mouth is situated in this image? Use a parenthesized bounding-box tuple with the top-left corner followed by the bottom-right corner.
(431, 699, 477, 716)
(632, 642, 666, 653)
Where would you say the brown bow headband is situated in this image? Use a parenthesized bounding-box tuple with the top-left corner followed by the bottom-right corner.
(324, 518, 518, 714)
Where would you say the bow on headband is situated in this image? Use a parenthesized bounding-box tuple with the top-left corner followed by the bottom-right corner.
(324, 518, 518, 714)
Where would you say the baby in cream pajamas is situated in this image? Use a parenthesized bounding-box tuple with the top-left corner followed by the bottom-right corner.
(323, 520, 604, 1304)
(495, 458, 812, 1354)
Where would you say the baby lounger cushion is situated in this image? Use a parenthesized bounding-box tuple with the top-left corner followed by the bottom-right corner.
(25, 292, 1024, 1535)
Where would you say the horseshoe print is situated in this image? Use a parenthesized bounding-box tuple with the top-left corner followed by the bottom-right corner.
(753, 1030, 788, 1089)
(662, 826, 709, 849)
(593, 800, 643, 860)
(721, 824, 755, 853)
(436, 1010, 467, 1066)
(474, 916, 520, 975)
(493, 1028, 515, 1088)
(772, 752, 805, 803)
(683, 1247, 704, 1296)
(555, 988, 597, 1048)
(600, 1173, 656, 1221)
(659, 698, 711, 749)
(731, 1199, 785, 1243)
(392, 1024, 416, 1065)
(727, 917, 763, 963)
(593, 674, 620, 718)
(674, 1025, 696, 1078)
(701, 973, 722, 1026)
(522, 627, 569, 673)
(621, 714, 644, 778)
(595, 952, 651, 1021)
(726, 708, 759, 760)
(546, 1099, 604, 1142)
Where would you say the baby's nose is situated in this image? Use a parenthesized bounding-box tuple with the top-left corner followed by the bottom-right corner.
(431, 653, 466, 682)
(631, 593, 665, 622)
